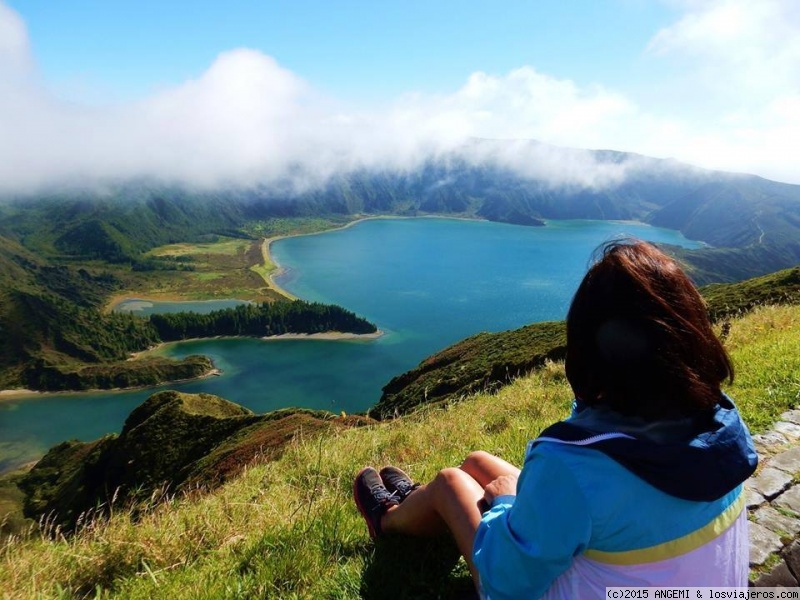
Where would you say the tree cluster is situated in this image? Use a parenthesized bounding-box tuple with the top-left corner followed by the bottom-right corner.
(149, 300, 377, 341)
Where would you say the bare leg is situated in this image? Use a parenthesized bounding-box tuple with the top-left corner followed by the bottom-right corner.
(381, 467, 485, 585)
(377, 452, 520, 588)
(460, 450, 521, 488)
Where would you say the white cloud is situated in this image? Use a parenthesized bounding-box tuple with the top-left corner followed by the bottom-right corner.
(390, 68, 636, 149)
(648, 0, 800, 99)
(1, 0, 800, 193)
(640, 0, 800, 181)
(0, 46, 317, 190)
(0, 21, 642, 194)
(0, 1, 30, 73)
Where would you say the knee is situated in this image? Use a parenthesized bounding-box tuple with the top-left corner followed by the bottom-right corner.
(433, 467, 470, 490)
(429, 467, 483, 515)
(461, 450, 494, 472)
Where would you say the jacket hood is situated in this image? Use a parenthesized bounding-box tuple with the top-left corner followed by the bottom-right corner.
(533, 394, 758, 502)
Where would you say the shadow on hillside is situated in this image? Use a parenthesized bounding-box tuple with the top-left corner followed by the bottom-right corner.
(360, 535, 478, 600)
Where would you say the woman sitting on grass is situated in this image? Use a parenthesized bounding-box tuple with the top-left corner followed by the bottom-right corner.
(353, 239, 757, 599)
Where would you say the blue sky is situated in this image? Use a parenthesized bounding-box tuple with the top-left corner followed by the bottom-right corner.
(9, 1, 677, 103)
(1, 0, 800, 190)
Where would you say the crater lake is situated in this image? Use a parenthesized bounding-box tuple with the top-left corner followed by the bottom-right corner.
(0, 218, 702, 471)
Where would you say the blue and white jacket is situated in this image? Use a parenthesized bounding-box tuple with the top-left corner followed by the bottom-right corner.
(472, 394, 758, 599)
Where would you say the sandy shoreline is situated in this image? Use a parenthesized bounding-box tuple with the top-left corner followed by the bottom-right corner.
(135, 329, 384, 355)
(0, 367, 224, 403)
(262, 216, 378, 299)
(102, 217, 378, 310)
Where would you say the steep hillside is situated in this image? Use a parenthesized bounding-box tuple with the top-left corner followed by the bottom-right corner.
(372, 321, 566, 419)
(0, 234, 212, 390)
(17, 390, 370, 530)
(702, 266, 800, 321)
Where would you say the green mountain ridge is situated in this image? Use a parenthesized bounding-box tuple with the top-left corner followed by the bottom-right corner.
(3, 141, 800, 284)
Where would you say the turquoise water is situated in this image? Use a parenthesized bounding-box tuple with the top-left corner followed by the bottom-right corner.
(0, 218, 701, 471)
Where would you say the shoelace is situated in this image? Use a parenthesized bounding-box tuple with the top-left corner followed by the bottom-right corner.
(394, 480, 419, 498)
(369, 485, 399, 512)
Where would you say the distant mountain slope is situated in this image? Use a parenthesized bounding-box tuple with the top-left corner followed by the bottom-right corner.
(0, 236, 147, 382)
(0, 186, 251, 262)
(3, 141, 799, 282)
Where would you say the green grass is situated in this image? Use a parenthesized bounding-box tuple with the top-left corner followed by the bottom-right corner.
(193, 273, 224, 282)
(719, 305, 800, 431)
(146, 239, 251, 258)
(2, 305, 798, 598)
(702, 266, 800, 322)
(0, 472, 32, 538)
(117, 238, 285, 305)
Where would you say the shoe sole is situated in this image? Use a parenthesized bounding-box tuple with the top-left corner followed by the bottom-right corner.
(353, 467, 379, 539)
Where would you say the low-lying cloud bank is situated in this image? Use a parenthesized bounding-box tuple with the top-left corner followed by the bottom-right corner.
(1, 0, 800, 195)
(0, 41, 644, 194)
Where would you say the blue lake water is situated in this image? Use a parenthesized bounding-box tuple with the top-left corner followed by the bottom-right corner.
(0, 218, 702, 470)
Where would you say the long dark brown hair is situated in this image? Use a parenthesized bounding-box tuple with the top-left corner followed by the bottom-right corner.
(565, 239, 733, 420)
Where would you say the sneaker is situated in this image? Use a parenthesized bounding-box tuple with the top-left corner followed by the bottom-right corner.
(353, 467, 400, 538)
(379, 465, 420, 502)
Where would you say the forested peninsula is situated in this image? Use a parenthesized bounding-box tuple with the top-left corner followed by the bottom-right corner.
(149, 300, 377, 341)
(2, 278, 376, 392)
(0, 209, 380, 394)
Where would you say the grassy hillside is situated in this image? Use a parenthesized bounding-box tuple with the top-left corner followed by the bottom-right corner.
(372, 321, 566, 419)
(1, 303, 798, 598)
(15, 391, 368, 532)
(701, 266, 800, 321)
